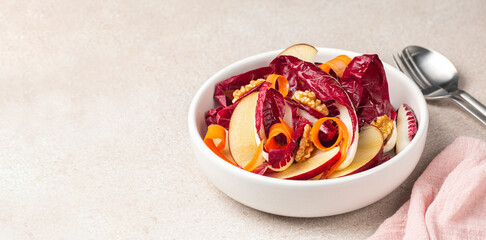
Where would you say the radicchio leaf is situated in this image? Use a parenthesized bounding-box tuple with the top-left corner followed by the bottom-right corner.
(298, 104, 325, 120)
(204, 104, 237, 129)
(252, 162, 269, 175)
(319, 121, 339, 147)
(205, 106, 223, 126)
(283, 99, 301, 130)
(341, 54, 397, 127)
(214, 66, 273, 107)
(267, 56, 301, 97)
(255, 82, 286, 138)
(267, 142, 297, 169)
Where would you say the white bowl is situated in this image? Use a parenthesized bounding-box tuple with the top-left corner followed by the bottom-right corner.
(188, 47, 428, 217)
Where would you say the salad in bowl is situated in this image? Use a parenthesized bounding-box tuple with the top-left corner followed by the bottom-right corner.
(188, 43, 427, 216)
(202, 44, 418, 180)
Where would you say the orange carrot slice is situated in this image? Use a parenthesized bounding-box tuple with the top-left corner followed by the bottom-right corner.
(318, 55, 352, 78)
(324, 121, 349, 178)
(243, 141, 264, 172)
(204, 124, 226, 150)
(265, 117, 294, 151)
(266, 74, 289, 97)
(204, 124, 238, 167)
(310, 117, 345, 151)
(309, 117, 350, 178)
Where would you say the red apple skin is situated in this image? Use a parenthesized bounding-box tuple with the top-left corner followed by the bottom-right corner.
(333, 148, 382, 178)
(277, 43, 318, 63)
(328, 125, 383, 179)
(267, 155, 294, 172)
(267, 148, 341, 180)
(287, 153, 340, 180)
(396, 104, 418, 154)
(228, 92, 260, 168)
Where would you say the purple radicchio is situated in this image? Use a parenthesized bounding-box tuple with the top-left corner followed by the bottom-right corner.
(255, 82, 286, 139)
(340, 54, 397, 127)
(205, 104, 236, 129)
(213, 66, 273, 107)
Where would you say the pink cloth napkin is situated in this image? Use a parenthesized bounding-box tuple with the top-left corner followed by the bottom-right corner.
(368, 136, 486, 240)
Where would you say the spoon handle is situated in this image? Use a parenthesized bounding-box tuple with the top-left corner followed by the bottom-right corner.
(450, 90, 486, 126)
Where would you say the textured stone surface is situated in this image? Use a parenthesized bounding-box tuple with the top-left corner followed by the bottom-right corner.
(0, 0, 485, 239)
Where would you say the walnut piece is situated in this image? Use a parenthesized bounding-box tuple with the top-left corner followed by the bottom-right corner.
(292, 90, 329, 116)
(295, 124, 314, 162)
(232, 79, 265, 103)
(371, 115, 394, 140)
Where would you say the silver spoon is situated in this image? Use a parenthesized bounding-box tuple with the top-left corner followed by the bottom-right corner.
(401, 46, 486, 126)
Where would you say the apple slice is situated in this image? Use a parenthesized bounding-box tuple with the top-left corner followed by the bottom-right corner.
(243, 142, 264, 172)
(383, 120, 397, 153)
(335, 103, 359, 171)
(396, 104, 418, 154)
(228, 92, 260, 168)
(278, 43, 318, 63)
(328, 125, 383, 179)
(255, 102, 294, 148)
(267, 147, 340, 180)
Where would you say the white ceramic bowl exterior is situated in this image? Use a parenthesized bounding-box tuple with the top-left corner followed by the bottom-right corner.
(188, 48, 428, 217)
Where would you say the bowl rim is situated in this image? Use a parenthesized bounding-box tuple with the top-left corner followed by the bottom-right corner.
(188, 47, 429, 187)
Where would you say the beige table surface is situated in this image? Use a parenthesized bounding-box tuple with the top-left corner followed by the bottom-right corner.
(1, 0, 485, 239)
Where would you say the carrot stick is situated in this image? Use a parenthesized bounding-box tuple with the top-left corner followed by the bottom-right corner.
(309, 117, 350, 178)
(243, 141, 264, 172)
(204, 124, 238, 167)
(318, 55, 352, 78)
(310, 117, 345, 151)
(324, 121, 349, 178)
(266, 74, 289, 97)
(265, 117, 294, 151)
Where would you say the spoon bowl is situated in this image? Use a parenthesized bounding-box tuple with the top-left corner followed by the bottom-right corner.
(405, 46, 459, 91)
